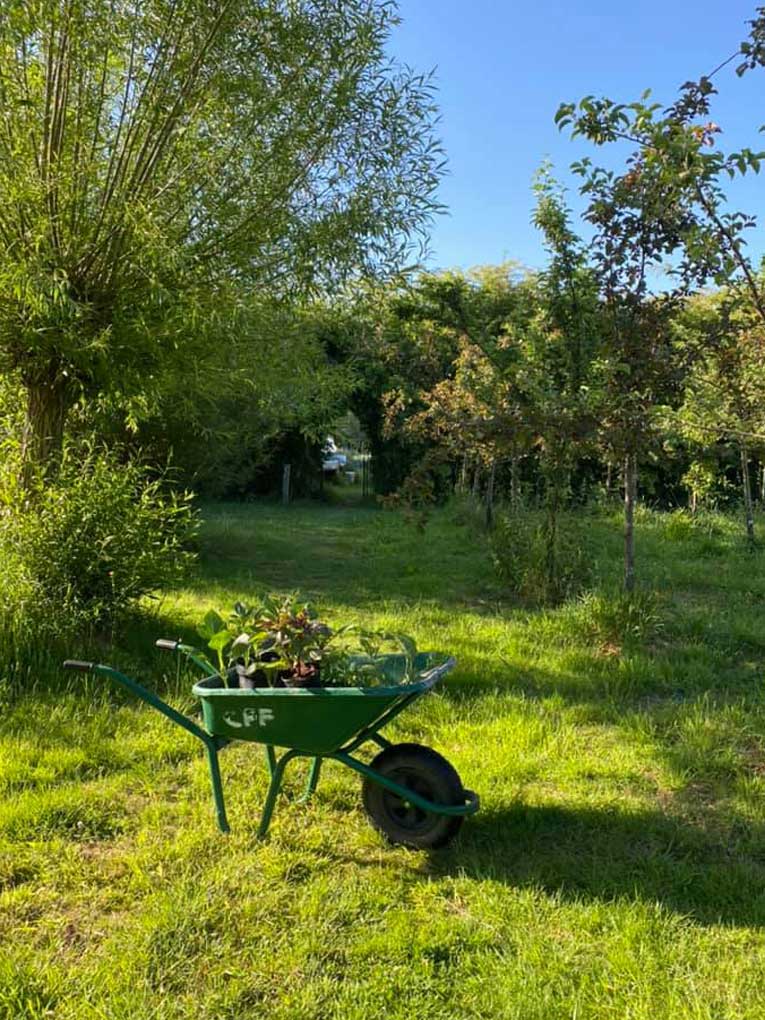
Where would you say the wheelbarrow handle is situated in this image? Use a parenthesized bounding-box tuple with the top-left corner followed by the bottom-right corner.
(155, 638, 181, 651)
(417, 655, 457, 690)
(155, 639, 218, 677)
(62, 659, 214, 746)
(63, 659, 96, 672)
(62, 657, 230, 834)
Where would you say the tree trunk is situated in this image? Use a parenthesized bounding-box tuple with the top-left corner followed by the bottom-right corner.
(472, 465, 481, 498)
(458, 453, 468, 494)
(20, 369, 70, 488)
(545, 478, 560, 601)
(623, 453, 637, 593)
(741, 444, 755, 547)
(605, 459, 613, 500)
(510, 455, 520, 510)
(485, 460, 496, 530)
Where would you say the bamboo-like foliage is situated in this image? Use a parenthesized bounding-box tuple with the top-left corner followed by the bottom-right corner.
(0, 0, 443, 473)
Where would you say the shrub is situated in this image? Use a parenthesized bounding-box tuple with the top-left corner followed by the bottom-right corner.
(663, 508, 731, 543)
(490, 509, 592, 605)
(574, 588, 663, 651)
(0, 446, 197, 633)
(662, 509, 697, 543)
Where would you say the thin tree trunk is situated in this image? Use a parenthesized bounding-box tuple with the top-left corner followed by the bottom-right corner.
(485, 460, 496, 530)
(545, 477, 560, 600)
(472, 464, 481, 498)
(623, 453, 637, 593)
(760, 462, 765, 506)
(741, 444, 755, 547)
(458, 453, 468, 494)
(20, 369, 70, 487)
(510, 455, 520, 510)
(605, 460, 613, 500)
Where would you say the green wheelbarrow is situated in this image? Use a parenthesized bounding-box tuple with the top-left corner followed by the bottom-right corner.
(63, 642, 479, 848)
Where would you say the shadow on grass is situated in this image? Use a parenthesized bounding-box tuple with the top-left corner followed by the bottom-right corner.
(187, 500, 495, 608)
(2, 604, 208, 709)
(432, 801, 765, 929)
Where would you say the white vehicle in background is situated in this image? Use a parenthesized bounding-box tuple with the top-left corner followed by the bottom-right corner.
(322, 436, 348, 473)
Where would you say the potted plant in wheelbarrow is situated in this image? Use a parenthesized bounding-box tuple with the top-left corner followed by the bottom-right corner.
(62, 593, 479, 848)
(197, 593, 354, 690)
(197, 592, 420, 690)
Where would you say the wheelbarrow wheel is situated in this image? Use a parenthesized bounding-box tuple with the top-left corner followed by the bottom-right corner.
(362, 743, 464, 849)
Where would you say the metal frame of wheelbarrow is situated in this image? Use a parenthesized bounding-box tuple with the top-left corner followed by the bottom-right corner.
(63, 645, 479, 840)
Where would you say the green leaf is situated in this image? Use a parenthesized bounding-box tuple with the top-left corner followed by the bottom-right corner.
(208, 630, 231, 653)
(396, 634, 417, 662)
(260, 660, 284, 673)
(198, 609, 225, 640)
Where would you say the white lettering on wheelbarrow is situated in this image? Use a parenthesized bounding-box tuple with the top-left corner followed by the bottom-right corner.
(222, 708, 275, 729)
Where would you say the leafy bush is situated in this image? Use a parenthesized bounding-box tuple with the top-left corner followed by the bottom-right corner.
(662, 509, 696, 543)
(663, 508, 732, 543)
(0, 446, 197, 632)
(0, 371, 23, 445)
(574, 588, 663, 651)
(490, 509, 592, 605)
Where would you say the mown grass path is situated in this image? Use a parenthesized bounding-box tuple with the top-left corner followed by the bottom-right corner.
(3, 500, 765, 1019)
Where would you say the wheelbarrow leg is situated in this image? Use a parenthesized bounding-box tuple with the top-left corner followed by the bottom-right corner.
(258, 749, 300, 839)
(298, 757, 322, 803)
(204, 741, 230, 834)
(263, 744, 277, 779)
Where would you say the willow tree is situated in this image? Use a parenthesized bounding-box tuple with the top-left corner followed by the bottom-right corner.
(0, 0, 443, 480)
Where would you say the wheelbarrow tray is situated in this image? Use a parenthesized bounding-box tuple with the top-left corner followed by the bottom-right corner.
(193, 652, 448, 755)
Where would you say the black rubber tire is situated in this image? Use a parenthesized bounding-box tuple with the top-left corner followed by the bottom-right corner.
(362, 742, 465, 849)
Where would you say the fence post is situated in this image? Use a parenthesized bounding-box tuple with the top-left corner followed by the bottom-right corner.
(485, 460, 496, 529)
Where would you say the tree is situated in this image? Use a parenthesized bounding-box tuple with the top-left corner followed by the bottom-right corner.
(407, 325, 533, 515)
(525, 169, 600, 589)
(0, 0, 444, 481)
(556, 8, 765, 573)
(116, 297, 360, 498)
(675, 291, 765, 543)
(408, 182, 601, 596)
(390, 263, 536, 514)
(331, 271, 471, 497)
(552, 146, 695, 590)
(554, 8, 765, 313)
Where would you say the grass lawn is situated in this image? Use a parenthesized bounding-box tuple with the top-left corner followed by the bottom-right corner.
(3, 496, 765, 1018)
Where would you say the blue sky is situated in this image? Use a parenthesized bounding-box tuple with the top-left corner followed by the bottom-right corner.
(388, 1, 765, 273)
